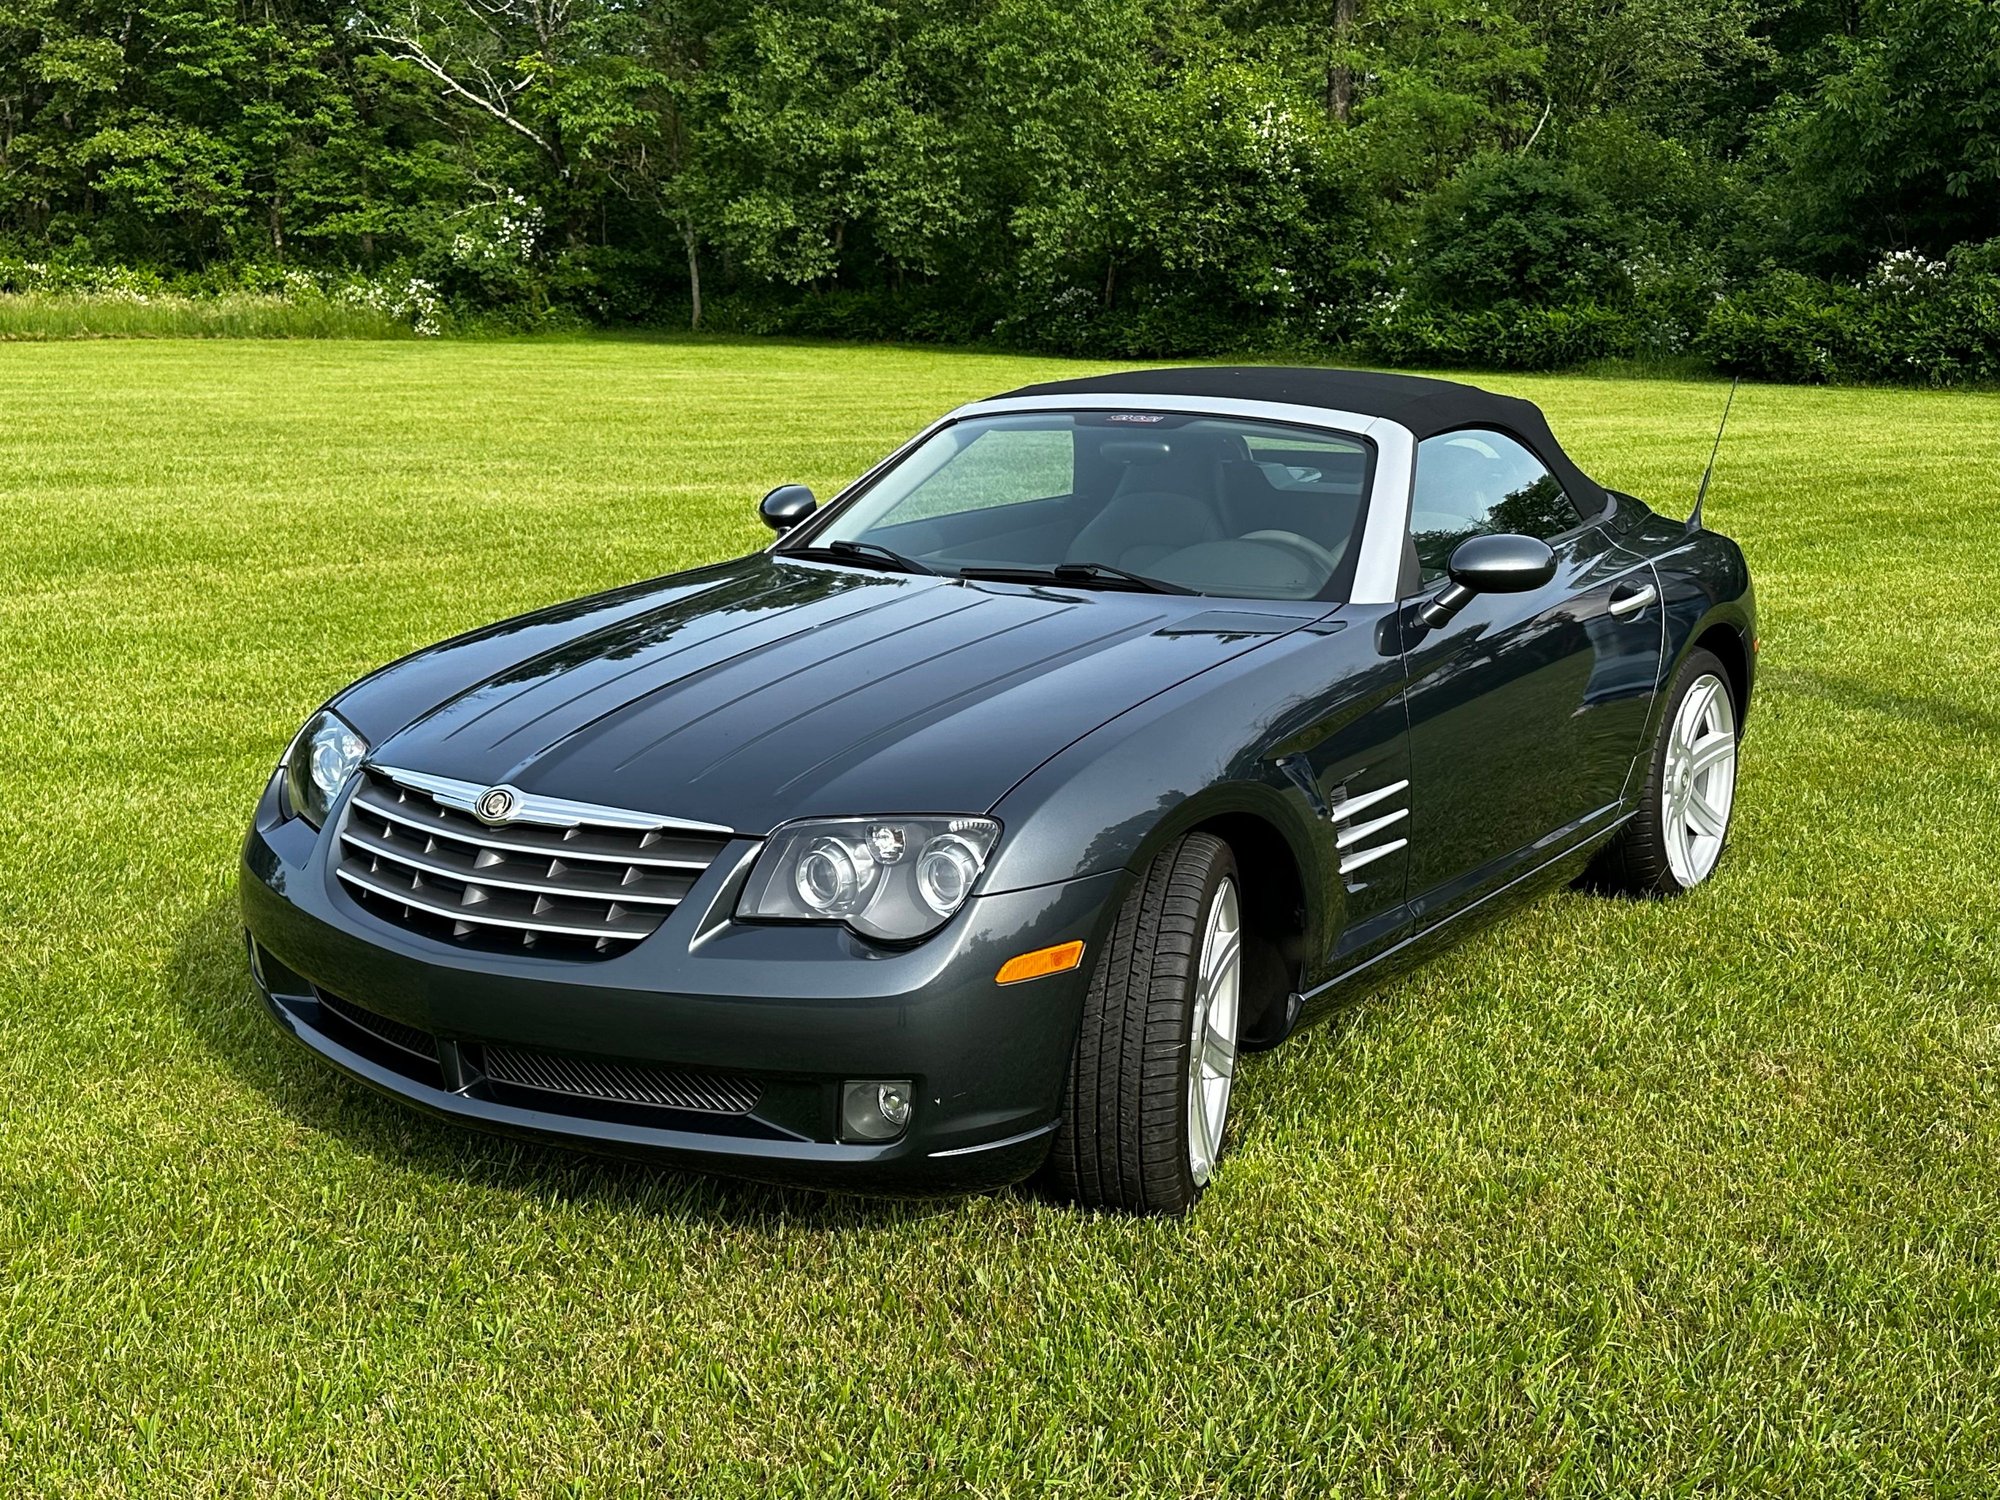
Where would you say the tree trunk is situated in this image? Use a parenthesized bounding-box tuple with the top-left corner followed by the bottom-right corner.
(682, 215, 703, 330)
(1329, 0, 1358, 123)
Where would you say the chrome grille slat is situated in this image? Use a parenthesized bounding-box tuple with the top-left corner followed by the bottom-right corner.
(482, 1045, 761, 1115)
(343, 822, 693, 907)
(336, 864, 662, 940)
(337, 769, 732, 957)
(352, 781, 717, 870)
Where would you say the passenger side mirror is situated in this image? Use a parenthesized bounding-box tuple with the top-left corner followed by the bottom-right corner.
(1416, 533, 1558, 628)
(759, 484, 817, 534)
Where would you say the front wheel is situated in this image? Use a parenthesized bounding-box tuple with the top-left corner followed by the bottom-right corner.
(1043, 833, 1242, 1214)
(1591, 646, 1741, 895)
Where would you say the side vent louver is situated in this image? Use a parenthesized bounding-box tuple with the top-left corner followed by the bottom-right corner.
(1331, 778, 1410, 882)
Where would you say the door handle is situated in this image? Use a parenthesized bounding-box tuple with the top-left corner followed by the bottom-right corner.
(1607, 583, 1657, 618)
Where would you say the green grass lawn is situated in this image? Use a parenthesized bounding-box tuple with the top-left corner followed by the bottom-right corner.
(3, 339, 1998, 1496)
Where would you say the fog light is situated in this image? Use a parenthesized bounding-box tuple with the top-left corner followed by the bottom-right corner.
(842, 1079, 914, 1142)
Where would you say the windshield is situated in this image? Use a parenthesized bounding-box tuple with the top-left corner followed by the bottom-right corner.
(789, 411, 1374, 601)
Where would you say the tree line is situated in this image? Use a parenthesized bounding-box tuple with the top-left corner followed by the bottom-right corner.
(2, 0, 1996, 378)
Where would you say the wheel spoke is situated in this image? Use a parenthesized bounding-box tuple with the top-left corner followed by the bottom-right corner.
(1684, 787, 1725, 838)
(1187, 1071, 1214, 1172)
(1202, 928, 1241, 992)
(1185, 877, 1241, 1187)
(1688, 730, 1735, 777)
(1204, 1015, 1237, 1080)
(1682, 678, 1718, 738)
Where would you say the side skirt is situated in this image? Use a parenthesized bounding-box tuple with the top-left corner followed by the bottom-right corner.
(1288, 809, 1637, 1031)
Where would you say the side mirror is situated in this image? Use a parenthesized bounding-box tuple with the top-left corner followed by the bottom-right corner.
(759, 484, 817, 534)
(1416, 533, 1557, 628)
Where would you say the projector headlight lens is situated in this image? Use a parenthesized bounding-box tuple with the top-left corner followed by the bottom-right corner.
(794, 835, 877, 914)
(281, 708, 368, 828)
(915, 834, 982, 915)
(740, 816, 999, 941)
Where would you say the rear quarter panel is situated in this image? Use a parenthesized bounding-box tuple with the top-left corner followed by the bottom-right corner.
(1627, 508, 1757, 734)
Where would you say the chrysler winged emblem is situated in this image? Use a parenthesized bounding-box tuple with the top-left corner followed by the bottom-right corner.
(473, 785, 520, 825)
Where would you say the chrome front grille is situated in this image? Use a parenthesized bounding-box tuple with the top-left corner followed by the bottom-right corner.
(481, 1045, 761, 1115)
(336, 767, 734, 957)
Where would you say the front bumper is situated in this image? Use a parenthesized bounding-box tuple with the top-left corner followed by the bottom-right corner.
(240, 775, 1120, 1193)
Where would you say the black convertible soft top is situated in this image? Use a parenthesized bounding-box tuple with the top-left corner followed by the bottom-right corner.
(1003, 365, 1607, 514)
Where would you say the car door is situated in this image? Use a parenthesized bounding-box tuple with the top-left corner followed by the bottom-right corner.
(1399, 429, 1663, 922)
(1273, 611, 1415, 976)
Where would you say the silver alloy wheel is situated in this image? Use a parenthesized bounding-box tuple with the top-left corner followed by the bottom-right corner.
(1661, 672, 1738, 888)
(1186, 877, 1242, 1186)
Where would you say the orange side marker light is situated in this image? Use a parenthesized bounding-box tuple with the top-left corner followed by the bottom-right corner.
(996, 941, 1085, 986)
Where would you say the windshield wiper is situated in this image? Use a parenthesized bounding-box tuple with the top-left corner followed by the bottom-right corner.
(782, 540, 939, 576)
(956, 561, 1194, 595)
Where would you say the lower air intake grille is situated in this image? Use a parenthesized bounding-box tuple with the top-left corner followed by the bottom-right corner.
(481, 1045, 761, 1116)
(317, 989, 438, 1062)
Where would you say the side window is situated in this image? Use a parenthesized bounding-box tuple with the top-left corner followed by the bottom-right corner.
(1409, 430, 1581, 583)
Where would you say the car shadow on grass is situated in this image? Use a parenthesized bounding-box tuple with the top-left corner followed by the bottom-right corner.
(166, 893, 1018, 1231)
(1776, 663, 2000, 744)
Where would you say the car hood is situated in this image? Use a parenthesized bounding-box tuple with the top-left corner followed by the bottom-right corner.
(344, 555, 1320, 835)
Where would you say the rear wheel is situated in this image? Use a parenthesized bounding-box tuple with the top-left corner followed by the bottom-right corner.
(1591, 647, 1740, 895)
(1044, 833, 1242, 1214)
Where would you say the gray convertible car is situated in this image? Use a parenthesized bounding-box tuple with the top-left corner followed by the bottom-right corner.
(242, 367, 1756, 1213)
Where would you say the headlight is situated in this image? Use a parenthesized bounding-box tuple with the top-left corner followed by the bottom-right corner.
(281, 708, 368, 827)
(738, 816, 1000, 941)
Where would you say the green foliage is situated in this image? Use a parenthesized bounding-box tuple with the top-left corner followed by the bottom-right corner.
(0, 0, 1995, 378)
(1412, 154, 1631, 309)
(1359, 295, 1640, 370)
(1750, 0, 2000, 271)
(1700, 244, 2000, 384)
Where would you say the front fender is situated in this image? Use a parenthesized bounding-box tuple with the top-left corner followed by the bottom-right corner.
(981, 620, 1391, 981)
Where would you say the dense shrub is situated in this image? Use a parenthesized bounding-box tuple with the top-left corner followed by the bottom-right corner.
(705, 283, 1003, 345)
(1701, 243, 2000, 383)
(1355, 297, 1640, 370)
(1411, 157, 1633, 311)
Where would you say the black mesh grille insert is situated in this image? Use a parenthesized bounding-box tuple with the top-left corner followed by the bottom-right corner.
(317, 989, 438, 1062)
(480, 1045, 761, 1115)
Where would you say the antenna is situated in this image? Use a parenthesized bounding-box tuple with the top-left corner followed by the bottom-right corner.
(1687, 376, 1738, 534)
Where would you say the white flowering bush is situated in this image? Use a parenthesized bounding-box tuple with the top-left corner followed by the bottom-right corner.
(1701, 240, 2000, 383)
(0, 259, 170, 298)
(1867, 248, 1949, 294)
(0, 253, 454, 336)
(449, 191, 544, 272)
(332, 273, 448, 336)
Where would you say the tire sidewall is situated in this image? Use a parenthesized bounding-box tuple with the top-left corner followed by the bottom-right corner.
(1041, 831, 1247, 1214)
(1173, 842, 1240, 1204)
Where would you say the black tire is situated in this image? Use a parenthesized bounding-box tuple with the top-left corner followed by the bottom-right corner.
(1589, 646, 1740, 897)
(1043, 833, 1240, 1215)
